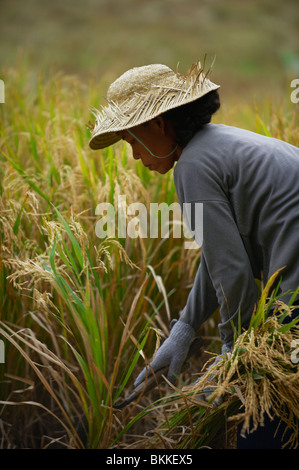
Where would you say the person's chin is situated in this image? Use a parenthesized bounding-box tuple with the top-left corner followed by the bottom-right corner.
(156, 165, 172, 174)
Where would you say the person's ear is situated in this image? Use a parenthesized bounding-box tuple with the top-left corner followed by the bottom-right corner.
(153, 116, 166, 135)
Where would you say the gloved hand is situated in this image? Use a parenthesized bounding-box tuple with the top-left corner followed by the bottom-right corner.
(134, 320, 195, 386)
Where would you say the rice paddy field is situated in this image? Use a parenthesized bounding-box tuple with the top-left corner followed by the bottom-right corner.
(0, 0, 298, 450)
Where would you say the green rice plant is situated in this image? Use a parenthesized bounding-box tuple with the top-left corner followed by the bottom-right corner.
(0, 152, 162, 447)
(0, 188, 164, 447)
(0, 64, 197, 448)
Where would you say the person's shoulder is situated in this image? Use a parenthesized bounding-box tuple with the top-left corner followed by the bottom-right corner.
(173, 125, 225, 181)
(188, 123, 298, 154)
(182, 123, 242, 152)
(175, 124, 231, 166)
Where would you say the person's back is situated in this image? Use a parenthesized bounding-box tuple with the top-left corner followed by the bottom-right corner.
(173, 124, 299, 346)
(174, 123, 299, 298)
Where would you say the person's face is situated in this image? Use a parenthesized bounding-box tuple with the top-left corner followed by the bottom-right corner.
(119, 117, 181, 174)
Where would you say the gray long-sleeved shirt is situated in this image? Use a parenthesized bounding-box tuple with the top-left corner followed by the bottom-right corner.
(174, 124, 299, 347)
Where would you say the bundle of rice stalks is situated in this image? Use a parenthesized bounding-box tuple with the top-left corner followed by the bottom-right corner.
(136, 275, 299, 449)
(193, 311, 298, 446)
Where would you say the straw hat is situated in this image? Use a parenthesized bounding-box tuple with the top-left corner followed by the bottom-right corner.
(88, 59, 220, 150)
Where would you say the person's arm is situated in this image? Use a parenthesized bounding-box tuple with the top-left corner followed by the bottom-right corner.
(179, 253, 219, 331)
(186, 200, 258, 347)
(174, 157, 258, 347)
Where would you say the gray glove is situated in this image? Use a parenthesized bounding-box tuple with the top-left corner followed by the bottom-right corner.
(134, 320, 195, 386)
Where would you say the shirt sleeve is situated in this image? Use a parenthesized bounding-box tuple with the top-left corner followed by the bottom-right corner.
(180, 200, 258, 346)
(179, 252, 220, 331)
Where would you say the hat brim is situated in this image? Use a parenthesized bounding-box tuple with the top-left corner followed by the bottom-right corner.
(89, 82, 220, 150)
(89, 131, 121, 150)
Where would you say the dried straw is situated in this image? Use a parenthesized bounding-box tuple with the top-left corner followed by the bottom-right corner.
(188, 301, 299, 448)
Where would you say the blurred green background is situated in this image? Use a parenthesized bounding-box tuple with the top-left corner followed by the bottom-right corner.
(1, 0, 298, 106)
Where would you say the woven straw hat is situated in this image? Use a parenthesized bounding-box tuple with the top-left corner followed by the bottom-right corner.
(88, 59, 220, 150)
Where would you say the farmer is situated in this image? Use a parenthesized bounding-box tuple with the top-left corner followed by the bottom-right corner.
(88, 60, 299, 448)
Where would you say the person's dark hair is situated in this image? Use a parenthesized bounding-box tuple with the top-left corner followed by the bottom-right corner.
(161, 90, 220, 148)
